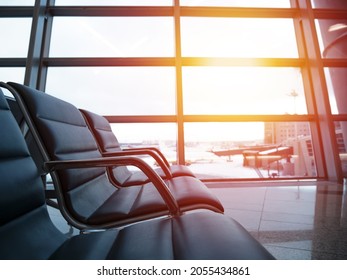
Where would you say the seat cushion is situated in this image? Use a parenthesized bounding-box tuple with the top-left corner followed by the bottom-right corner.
(51, 211, 274, 260)
(167, 176, 224, 212)
(87, 184, 167, 225)
(87, 176, 224, 225)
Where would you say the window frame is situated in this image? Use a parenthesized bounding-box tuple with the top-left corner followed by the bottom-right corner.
(1, 0, 346, 182)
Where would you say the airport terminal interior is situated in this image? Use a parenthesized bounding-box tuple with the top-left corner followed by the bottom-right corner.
(1, 0, 347, 260)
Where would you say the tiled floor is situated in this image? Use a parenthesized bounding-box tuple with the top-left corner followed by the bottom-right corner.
(208, 180, 347, 259)
(48, 179, 347, 260)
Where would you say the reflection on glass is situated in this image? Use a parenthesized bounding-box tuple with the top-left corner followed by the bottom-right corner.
(335, 121, 347, 178)
(324, 68, 347, 115)
(0, 68, 25, 84)
(181, 18, 298, 57)
(185, 122, 316, 179)
(55, 0, 172, 5)
(181, 0, 290, 8)
(311, 0, 347, 9)
(0, 19, 32, 57)
(110, 123, 177, 168)
(316, 19, 347, 58)
(45, 67, 176, 115)
(183, 67, 306, 115)
(50, 17, 174, 57)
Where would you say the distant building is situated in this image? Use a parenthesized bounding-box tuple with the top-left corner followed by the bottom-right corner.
(264, 122, 346, 177)
(264, 122, 311, 145)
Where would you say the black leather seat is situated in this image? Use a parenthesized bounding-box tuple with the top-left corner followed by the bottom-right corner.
(0, 89, 275, 260)
(6, 96, 58, 208)
(80, 109, 195, 187)
(2, 82, 224, 230)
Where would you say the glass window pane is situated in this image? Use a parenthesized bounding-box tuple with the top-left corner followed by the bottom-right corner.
(185, 122, 316, 179)
(0, 18, 32, 57)
(0, 0, 35, 5)
(45, 67, 176, 115)
(183, 67, 306, 115)
(181, 0, 290, 8)
(110, 123, 178, 168)
(0, 68, 25, 98)
(316, 19, 347, 58)
(311, 0, 347, 9)
(54, 0, 172, 5)
(334, 121, 347, 178)
(0, 68, 25, 84)
(50, 17, 174, 57)
(181, 18, 298, 58)
(325, 68, 347, 115)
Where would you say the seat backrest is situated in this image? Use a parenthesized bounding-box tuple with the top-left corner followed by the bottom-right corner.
(6, 96, 47, 181)
(0, 89, 67, 259)
(79, 109, 122, 153)
(79, 109, 132, 185)
(6, 82, 119, 228)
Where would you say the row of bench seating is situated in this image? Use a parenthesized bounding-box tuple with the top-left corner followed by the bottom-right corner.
(0, 82, 275, 259)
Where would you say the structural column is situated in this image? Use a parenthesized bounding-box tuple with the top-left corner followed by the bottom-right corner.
(294, 0, 343, 182)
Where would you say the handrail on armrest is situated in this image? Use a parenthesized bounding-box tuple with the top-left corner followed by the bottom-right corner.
(44, 156, 180, 216)
(123, 146, 171, 167)
(102, 149, 172, 179)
